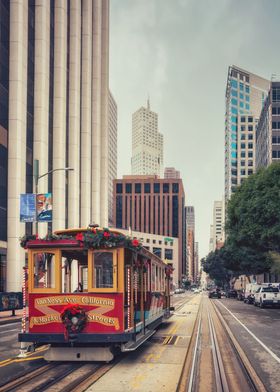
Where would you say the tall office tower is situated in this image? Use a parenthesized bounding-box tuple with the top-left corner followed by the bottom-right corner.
(108, 91, 117, 226)
(131, 100, 164, 177)
(225, 66, 270, 199)
(113, 176, 186, 284)
(186, 206, 195, 282)
(256, 81, 280, 168)
(209, 200, 225, 252)
(164, 167, 180, 179)
(0, 0, 110, 291)
(194, 242, 199, 284)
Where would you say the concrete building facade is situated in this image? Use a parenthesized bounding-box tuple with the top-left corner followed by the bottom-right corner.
(209, 200, 225, 252)
(186, 206, 195, 282)
(108, 90, 117, 226)
(164, 167, 180, 179)
(113, 175, 186, 284)
(131, 101, 163, 177)
(0, 0, 110, 291)
(225, 66, 270, 199)
(256, 81, 280, 168)
(115, 228, 179, 289)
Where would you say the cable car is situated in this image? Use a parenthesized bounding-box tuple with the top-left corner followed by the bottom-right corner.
(19, 226, 173, 361)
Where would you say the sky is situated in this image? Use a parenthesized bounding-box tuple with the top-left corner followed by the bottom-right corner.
(109, 0, 280, 259)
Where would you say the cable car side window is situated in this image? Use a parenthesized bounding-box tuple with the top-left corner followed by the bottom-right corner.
(88, 250, 117, 292)
(33, 252, 55, 289)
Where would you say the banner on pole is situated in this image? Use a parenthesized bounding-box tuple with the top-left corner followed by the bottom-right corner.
(20, 194, 36, 222)
(36, 193, 52, 222)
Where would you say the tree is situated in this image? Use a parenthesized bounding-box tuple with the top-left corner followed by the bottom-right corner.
(226, 163, 280, 254)
(201, 249, 234, 287)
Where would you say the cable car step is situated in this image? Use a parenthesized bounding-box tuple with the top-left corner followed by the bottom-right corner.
(121, 329, 155, 352)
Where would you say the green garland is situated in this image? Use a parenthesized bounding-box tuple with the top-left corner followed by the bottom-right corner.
(19, 228, 143, 253)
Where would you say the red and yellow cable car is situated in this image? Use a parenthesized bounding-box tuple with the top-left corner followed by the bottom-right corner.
(19, 227, 172, 361)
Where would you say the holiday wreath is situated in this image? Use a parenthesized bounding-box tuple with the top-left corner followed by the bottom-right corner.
(60, 303, 87, 340)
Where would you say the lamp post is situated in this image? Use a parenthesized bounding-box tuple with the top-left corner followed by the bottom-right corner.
(33, 159, 74, 234)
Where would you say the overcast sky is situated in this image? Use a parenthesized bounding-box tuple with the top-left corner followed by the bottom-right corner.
(109, 0, 280, 259)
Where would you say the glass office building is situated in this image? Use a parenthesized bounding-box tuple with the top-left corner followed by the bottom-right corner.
(225, 66, 270, 200)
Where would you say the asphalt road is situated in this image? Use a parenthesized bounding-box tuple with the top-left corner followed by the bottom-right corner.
(214, 297, 280, 392)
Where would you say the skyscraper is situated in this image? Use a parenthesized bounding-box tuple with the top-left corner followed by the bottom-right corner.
(209, 200, 225, 252)
(186, 206, 195, 282)
(0, 0, 110, 291)
(131, 100, 163, 177)
(256, 81, 280, 168)
(225, 66, 270, 199)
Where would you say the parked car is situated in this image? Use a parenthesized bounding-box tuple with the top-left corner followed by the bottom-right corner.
(226, 290, 237, 298)
(254, 286, 280, 308)
(209, 289, 221, 299)
(174, 288, 185, 294)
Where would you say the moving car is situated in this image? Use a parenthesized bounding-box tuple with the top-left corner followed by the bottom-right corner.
(208, 289, 221, 299)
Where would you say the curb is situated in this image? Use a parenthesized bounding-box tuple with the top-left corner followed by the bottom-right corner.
(0, 317, 22, 326)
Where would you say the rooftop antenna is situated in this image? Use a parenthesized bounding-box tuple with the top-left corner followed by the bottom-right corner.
(147, 94, 150, 110)
(271, 73, 277, 81)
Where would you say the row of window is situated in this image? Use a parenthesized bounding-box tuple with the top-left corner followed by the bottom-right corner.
(144, 238, 174, 246)
(272, 122, 280, 129)
(272, 136, 280, 144)
(231, 94, 250, 104)
(116, 182, 179, 194)
(230, 79, 250, 92)
(272, 150, 280, 158)
(272, 107, 280, 115)
(143, 247, 173, 260)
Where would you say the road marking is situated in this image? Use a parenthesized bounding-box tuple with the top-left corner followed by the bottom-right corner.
(0, 328, 19, 335)
(218, 301, 280, 364)
(0, 356, 44, 367)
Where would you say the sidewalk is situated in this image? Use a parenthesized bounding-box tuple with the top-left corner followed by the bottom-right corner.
(0, 310, 23, 325)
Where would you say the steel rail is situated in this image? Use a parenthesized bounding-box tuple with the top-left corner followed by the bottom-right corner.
(207, 307, 230, 392)
(187, 313, 202, 392)
(211, 300, 266, 392)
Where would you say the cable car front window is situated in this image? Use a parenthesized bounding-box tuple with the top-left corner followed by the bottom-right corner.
(93, 251, 113, 288)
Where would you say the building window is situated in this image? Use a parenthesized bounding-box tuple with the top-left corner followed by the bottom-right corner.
(116, 183, 123, 194)
(163, 183, 169, 193)
(272, 87, 280, 102)
(144, 183, 150, 193)
(248, 169, 253, 175)
(164, 249, 173, 260)
(248, 125, 253, 131)
(154, 183, 160, 193)
(241, 169, 246, 176)
(172, 183, 179, 193)
(125, 183, 132, 193)
(272, 150, 277, 158)
(241, 116, 246, 122)
(116, 196, 122, 228)
(153, 247, 161, 258)
(248, 117, 253, 123)
(231, 79, 238, 89)
(231, 98, 238, 106)
(135, 183, 141, 193)
(241, 143, 246, 149)
(248, 143, 253, 149)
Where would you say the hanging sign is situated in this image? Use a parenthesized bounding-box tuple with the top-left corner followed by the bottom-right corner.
(36, 193, 52, 222)
(20, 194, 36, 222)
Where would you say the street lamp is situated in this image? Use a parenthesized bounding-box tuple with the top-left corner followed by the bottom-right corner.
(33, 159, 74, 234)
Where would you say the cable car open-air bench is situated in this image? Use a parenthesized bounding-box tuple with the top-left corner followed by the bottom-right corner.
(19, 227, 173, 361)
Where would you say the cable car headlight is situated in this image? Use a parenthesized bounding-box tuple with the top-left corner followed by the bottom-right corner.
(71, 316, 79, 326)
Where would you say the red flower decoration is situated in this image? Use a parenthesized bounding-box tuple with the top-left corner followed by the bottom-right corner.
(103, 231, 110, 238)
(76, 233, 84, 241)
(132, 239, 139, 247)
(91, 228, 96, 234)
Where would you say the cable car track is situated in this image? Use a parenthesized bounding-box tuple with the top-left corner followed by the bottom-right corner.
(178, 296, 266, 392)
(0, 360, 118, 392)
